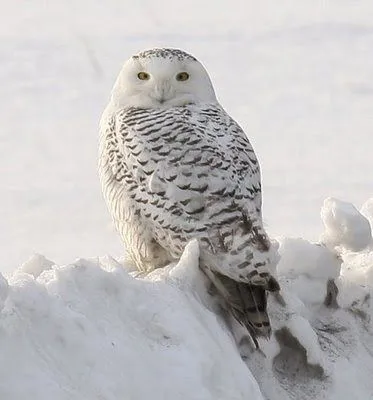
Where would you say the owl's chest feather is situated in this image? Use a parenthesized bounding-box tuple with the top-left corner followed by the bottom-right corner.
(121, 106, 243, 177)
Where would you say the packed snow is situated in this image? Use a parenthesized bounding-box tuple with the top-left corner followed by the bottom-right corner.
(1, 199, 373, 399)
(1, 242, 263, 400)
(2, 1, 373, 399)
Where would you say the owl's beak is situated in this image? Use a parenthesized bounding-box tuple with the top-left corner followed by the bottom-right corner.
(153, 81, 172, 104)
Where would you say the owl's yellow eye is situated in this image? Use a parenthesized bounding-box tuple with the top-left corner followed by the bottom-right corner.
(137, 72, 150, 80)
(176, 72, 189, 81)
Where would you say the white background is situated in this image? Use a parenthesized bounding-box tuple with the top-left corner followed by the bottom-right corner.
(1, 0, 372, 271)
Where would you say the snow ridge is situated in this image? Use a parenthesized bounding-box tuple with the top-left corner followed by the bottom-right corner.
(0, 198, 372, 400)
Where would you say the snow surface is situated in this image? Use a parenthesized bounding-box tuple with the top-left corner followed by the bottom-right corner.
(1, 242, 264, 400)
(1, 201, 373, 400)
(2, 0, 373, 271)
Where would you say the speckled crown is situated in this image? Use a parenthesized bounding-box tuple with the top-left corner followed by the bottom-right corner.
(132, 48, 197, 62)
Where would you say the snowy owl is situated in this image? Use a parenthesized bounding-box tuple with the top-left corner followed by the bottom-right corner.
(99, 48, 280, 341)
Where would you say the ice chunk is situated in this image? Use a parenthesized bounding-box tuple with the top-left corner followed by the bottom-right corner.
(277, 237, 341, 280)
(19, 254, 55, 278)
(320, 197, 372, 252)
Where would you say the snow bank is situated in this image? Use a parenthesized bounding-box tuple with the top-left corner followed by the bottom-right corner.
(1, 198, 373, 400)
(246, 198, 373, 400)
(0, 242, 263, 400)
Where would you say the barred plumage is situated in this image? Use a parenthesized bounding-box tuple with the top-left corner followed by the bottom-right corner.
(99, 48, 280, 343)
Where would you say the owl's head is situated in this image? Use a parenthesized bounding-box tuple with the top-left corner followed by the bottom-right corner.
(110, 48, 217, 109)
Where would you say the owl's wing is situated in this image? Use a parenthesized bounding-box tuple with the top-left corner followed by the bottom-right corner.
(224, 114, 263, 216)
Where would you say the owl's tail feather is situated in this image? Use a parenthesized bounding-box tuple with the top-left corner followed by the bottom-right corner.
(202, 268, 280, 347)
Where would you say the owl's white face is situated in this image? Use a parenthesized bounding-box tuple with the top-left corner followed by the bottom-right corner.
(110, 49, 217, 109)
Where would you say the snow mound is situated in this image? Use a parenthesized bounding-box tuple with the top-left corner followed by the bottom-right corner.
(276, 237, 341, 306)
(1, 198, 373, 400)
(20, 253, 55, 278)
(320, 197, 372, 252)
(0, 242, 262, 400)
(245, 198, 373, 400)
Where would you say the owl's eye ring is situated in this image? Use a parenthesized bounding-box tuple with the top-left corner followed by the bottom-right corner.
(176, 72, 189, 81)
(137, 72, 150, 80)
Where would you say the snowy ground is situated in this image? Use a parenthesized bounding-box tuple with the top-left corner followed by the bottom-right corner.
(1, 199, 372, 399)
(1, 1, 373, 271)
(1, 2, 373, 399)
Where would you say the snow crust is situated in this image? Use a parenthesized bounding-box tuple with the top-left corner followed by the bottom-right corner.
(0, 243, 263, 400)
(1, 199, 373, 399)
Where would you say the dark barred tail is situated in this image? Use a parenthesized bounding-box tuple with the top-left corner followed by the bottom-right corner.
(203, 269, 280, 347)
(230, 282, 272, 340)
